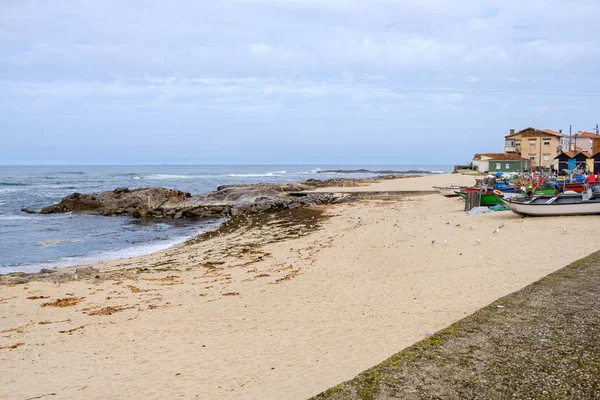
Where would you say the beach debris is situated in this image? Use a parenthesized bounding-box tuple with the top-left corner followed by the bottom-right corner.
(467, 207, 493, 215)
(431, 239, 436, 245)
(27, 295, 50, 300)
(498, 221, 505, 229)
(85, 305, 134, 316)
(425, 332, 433, 338)
(75, 266, 99, 277)
(0, 342, 25, 350)
(443, 239, 447, 245)
(469, 224, 474, 230)
(496, 304, 505, 308)
(562, 227, 568, 234)
(40, 297, 83, 308)
(455, 223, 462, 227)
(59, 325, 85, 334)
(477, 238, 481, 244)
(539, 338, 552, 343)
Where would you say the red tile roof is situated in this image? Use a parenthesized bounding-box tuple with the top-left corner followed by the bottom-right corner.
(506, 127, 563, 138)
(555, 151, 592, 159)
(555, 151, 575, 159)
(543, 129, 562, 136)
(574, 131, 599, 138)
(473, 153, 528, 161)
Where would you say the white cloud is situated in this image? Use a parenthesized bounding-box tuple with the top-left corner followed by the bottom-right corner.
(247, 43, 274, 55)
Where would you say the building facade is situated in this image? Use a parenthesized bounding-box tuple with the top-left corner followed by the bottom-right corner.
(504, 127, 567, 169)
(472, 153, 530, 173)
(572, 131, 600, 154)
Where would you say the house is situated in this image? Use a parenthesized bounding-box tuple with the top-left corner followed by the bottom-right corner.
(555, 152, 576, 172)
(472, 153, 530, 173)
(504, 127, 568, 169)
(572, 131, 600, 154)
(591, 152, 600, 174)
(554, 151, 591, 172)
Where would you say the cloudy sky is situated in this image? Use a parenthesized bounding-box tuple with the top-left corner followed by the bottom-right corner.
(1, 0, 599, 165)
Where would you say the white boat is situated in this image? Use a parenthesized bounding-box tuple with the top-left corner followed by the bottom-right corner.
(432, 185, 461, 197)
(499, 191, 600, 216)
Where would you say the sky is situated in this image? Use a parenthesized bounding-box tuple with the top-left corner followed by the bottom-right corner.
(1, 0, 600, 165)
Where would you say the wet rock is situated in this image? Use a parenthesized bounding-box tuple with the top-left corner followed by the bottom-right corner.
(40, 187, 191, 217)
(20, 208, 38, 214)
(36, 175, 394, 220)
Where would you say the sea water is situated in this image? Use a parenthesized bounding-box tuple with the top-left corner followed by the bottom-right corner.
(0, 165, 451, 273)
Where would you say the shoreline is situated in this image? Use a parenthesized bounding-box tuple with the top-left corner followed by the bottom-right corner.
(2, 173, 599, 399)
(1, 174, 415, 277)
(0, 218, 222, 275)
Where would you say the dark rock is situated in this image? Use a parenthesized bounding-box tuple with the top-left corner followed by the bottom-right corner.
(40, 187, 191, 217)
(21, 207, 38, 214)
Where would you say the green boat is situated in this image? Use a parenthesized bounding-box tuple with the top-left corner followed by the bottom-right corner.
(533, 188, 557, 195)
(456, 192, 502, 206)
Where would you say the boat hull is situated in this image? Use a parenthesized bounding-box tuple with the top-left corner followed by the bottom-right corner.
(456, 192, 502, 206)
(499, 196, 600, 216)
(433, 186, 460, 197)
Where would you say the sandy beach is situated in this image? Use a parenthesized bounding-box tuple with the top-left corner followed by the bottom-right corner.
(1, 173, 599, 399)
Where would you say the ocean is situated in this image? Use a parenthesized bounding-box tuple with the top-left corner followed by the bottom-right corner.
(0, 165, 451, 274)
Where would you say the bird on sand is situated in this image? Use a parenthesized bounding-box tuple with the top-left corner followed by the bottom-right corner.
(469, 224, 474, 230)
(455, 223, 462, 227)
(446, 220, 452, 225)
(431, 239, 436, 245)
(493, 228, 500, 234)
(498, 221, 505, 229)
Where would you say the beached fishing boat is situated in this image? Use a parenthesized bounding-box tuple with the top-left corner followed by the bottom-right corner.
(456, 191, 502, 206)
(432, 185, 461, 197)
(499, 192, 600, 216)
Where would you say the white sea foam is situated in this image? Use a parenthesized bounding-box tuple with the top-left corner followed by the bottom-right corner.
(228, 173, 275, 177)
(0, 215, 35, 221)
(228, 170, 287, 177)
(37, 239, 81, 248)
(146, 174, 192, 179)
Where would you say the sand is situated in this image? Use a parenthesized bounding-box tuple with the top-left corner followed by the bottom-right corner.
(1, 173, 598, 399)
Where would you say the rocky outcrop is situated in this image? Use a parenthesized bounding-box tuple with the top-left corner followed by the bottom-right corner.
(39, 187, 191, 217)
(31, 175, 410, 220)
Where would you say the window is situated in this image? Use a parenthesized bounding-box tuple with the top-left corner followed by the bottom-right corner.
(529, 155, 535, 160)
(544, 140, 551, 145)
(543, 156, 550, 161)
(529, 140, 536, 146)
(505, 164, 510, 169)
(496, 163, 501, 169)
